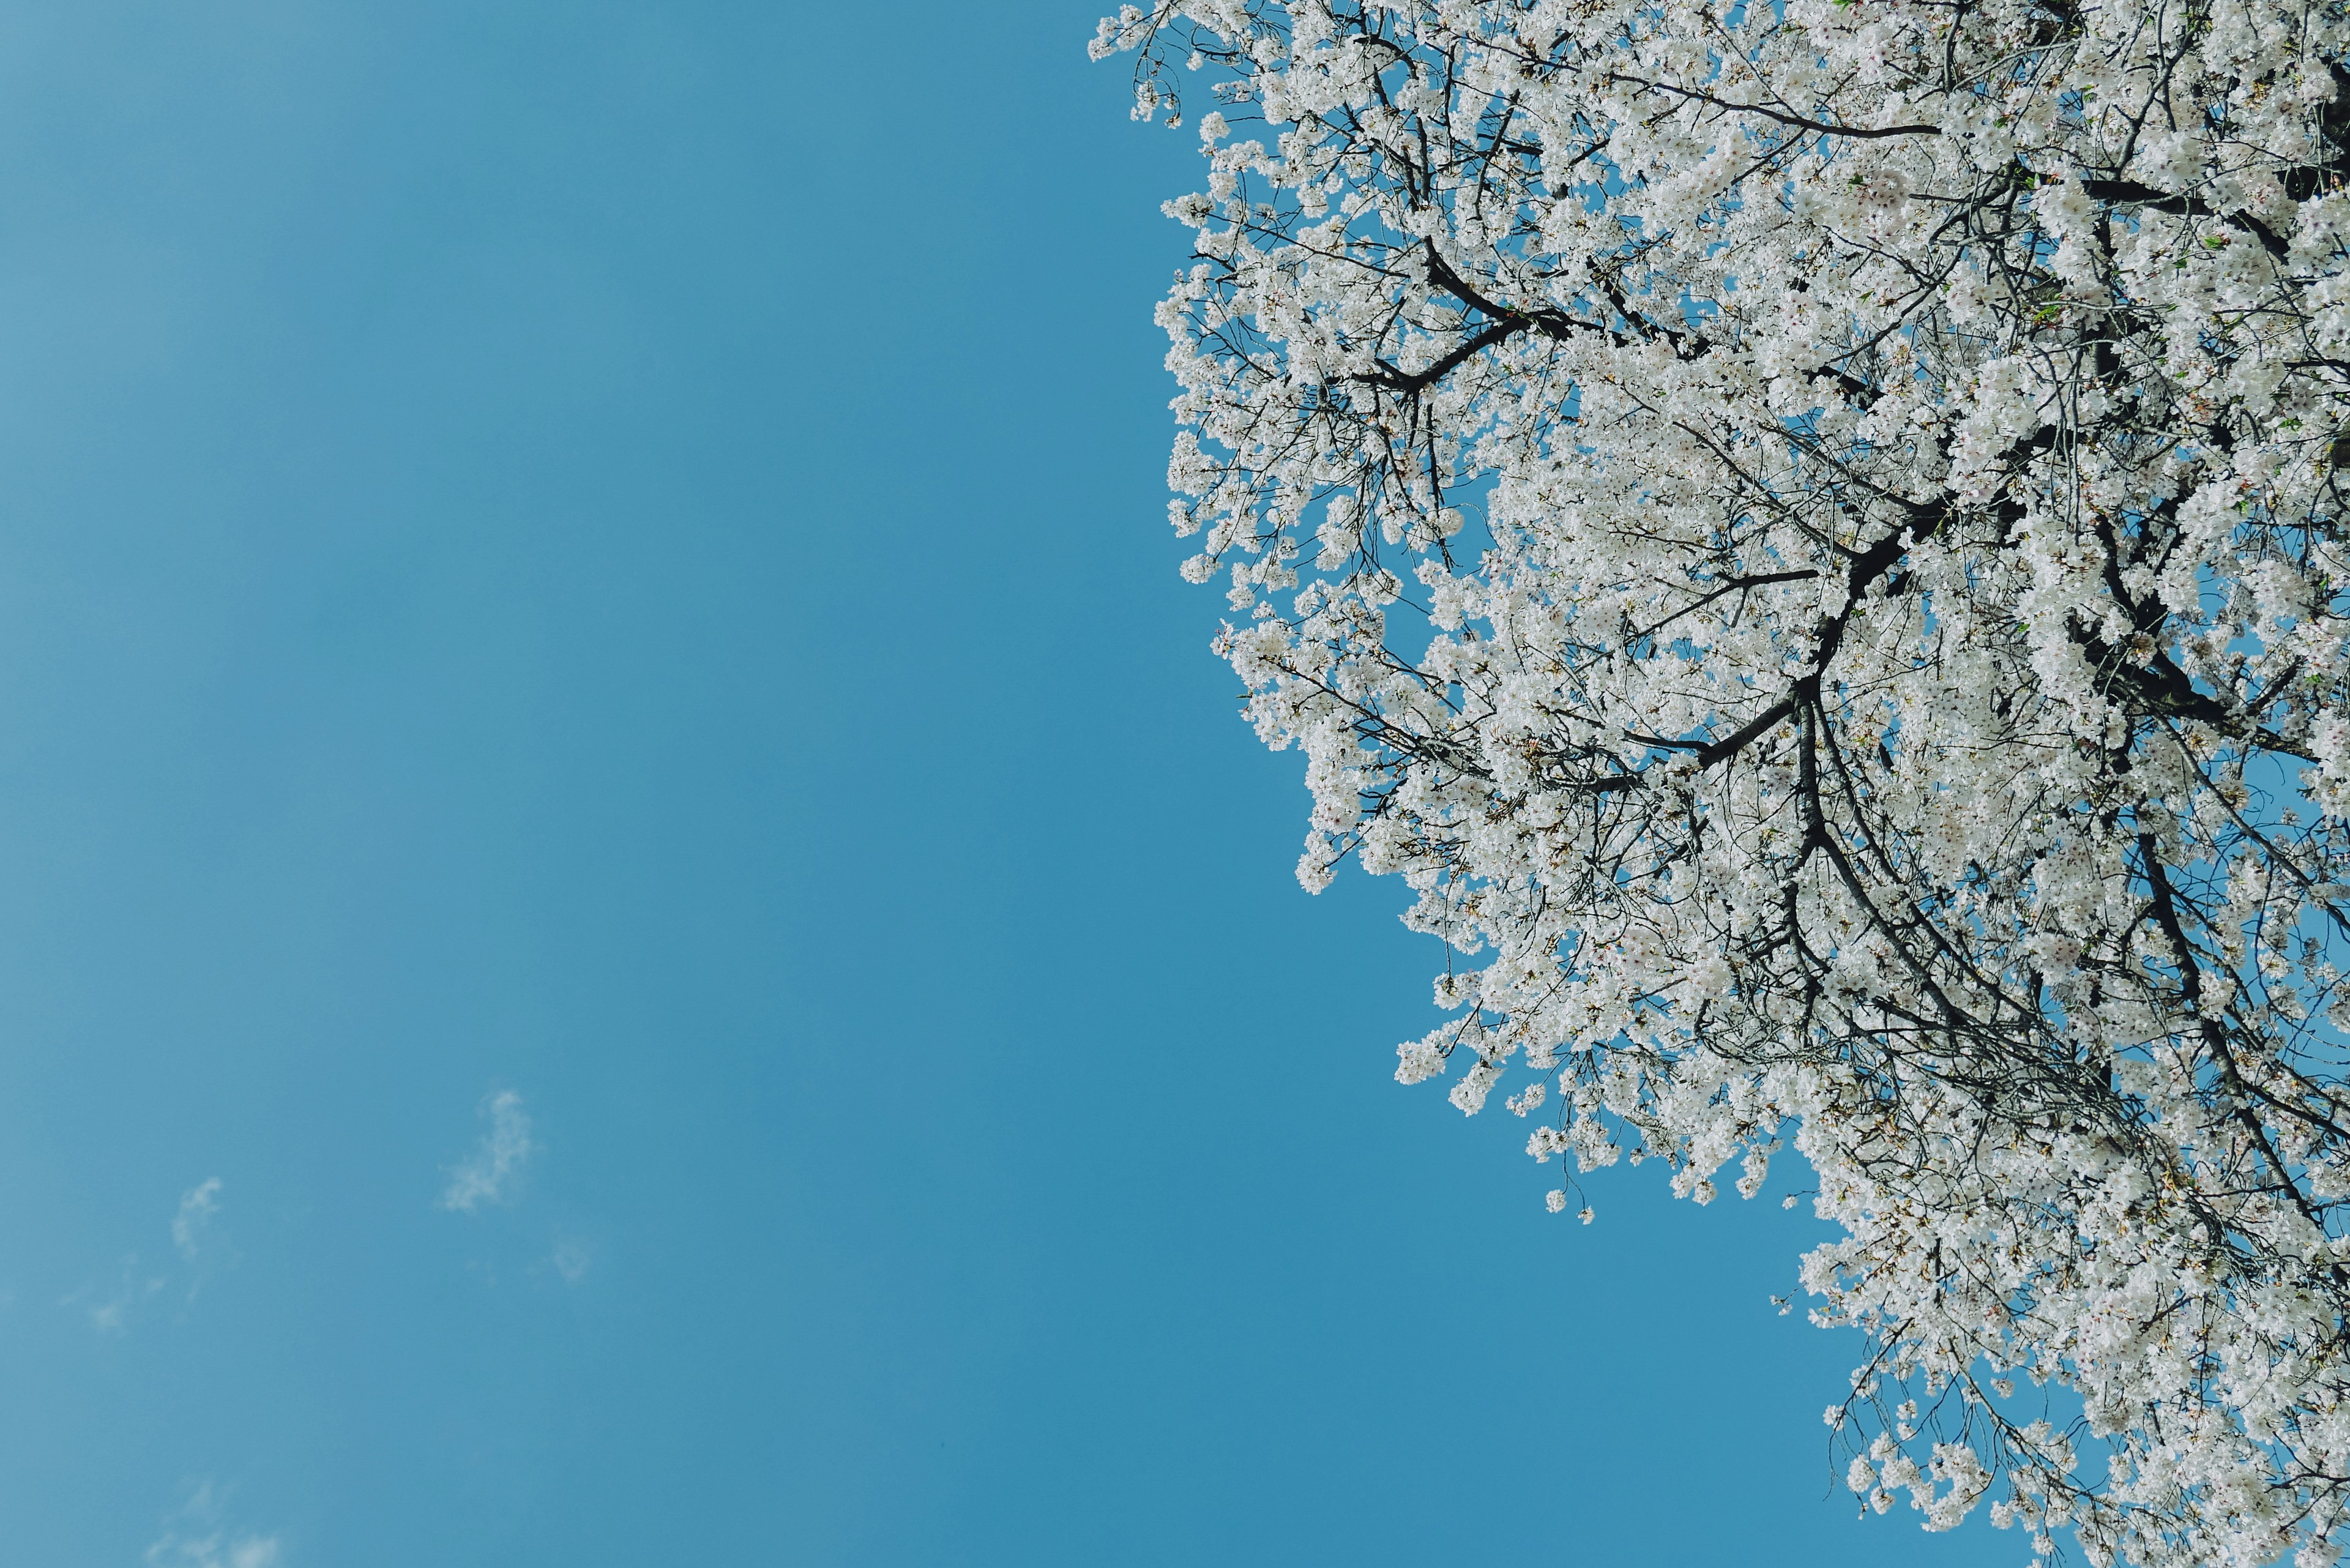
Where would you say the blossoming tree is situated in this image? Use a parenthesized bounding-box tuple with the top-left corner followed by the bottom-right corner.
(1096, 1, 2350, 1561)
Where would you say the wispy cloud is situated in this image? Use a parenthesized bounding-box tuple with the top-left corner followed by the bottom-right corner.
(440, 1089, 534, 1212)
(549, 1238, 592, 1285)
(62, 1178, 232, 1334)
(144, 1530, 279, 1568)
(64, 1256, 163, 1334)
(144, 1481, 280, 1568)
(143, 1485, 280, 1568)
(173, 1178, 222, 1263)
(90, 1275, 161, 1334)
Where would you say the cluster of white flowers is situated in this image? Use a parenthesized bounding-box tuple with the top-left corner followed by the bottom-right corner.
(1099, 1, 2350, 1561)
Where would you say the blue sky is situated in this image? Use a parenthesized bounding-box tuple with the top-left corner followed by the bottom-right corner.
(0, 4, 2030, 1564)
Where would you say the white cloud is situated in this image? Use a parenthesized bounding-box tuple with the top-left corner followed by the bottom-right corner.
(440, 1089, 535, 1212)
(144, 1531, 279, 1568)
(173, 1178, 223, 1262)
(66, 1258, 163, 1334)
(550, 1238, 592, 1285)
(64, 1179, 230, 1333)
(144, 1481, 280, 1568)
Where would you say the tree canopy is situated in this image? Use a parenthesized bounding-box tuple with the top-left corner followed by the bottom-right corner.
(1099, 1, 2350, 1562)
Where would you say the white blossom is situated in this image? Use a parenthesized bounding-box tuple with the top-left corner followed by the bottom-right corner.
(1103, 2, 2350, 1561)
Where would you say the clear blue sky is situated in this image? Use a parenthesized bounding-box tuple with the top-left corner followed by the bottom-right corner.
(0, 4, 2027, 1564)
